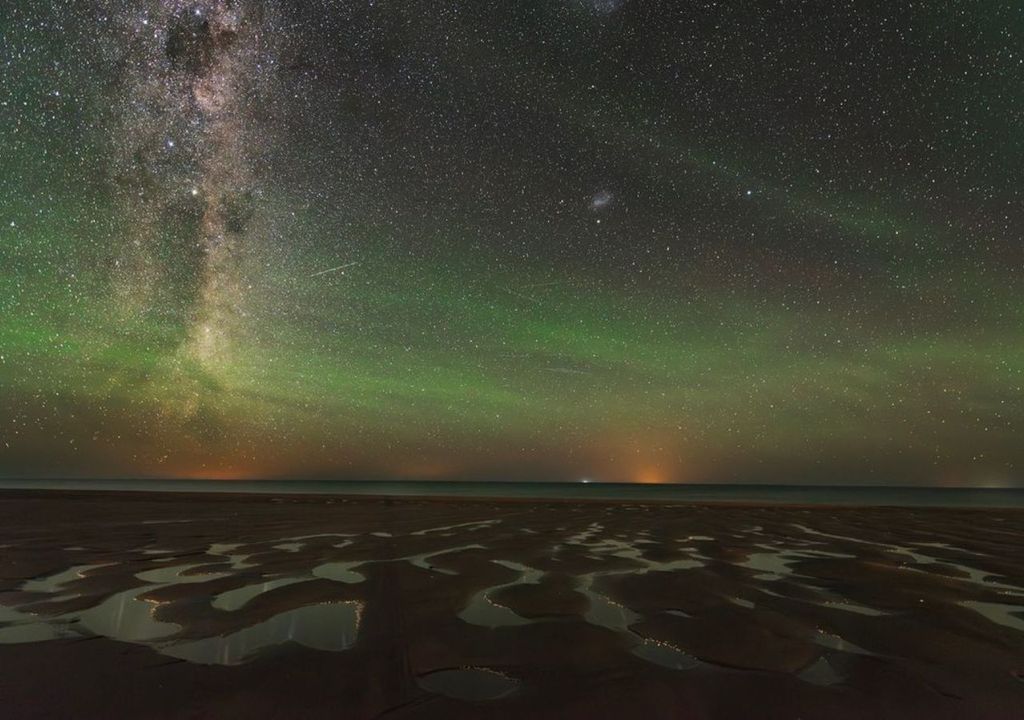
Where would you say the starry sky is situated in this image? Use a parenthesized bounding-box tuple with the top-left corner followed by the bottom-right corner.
(1, 0, 1022, 485)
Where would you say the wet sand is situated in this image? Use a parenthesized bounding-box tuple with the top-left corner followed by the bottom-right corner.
(0, 489, 1022, 719)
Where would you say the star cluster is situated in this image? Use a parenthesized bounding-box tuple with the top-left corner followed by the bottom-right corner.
(1, 0, 1021, 484)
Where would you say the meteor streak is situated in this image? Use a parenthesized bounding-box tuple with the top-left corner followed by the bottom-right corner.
(310, 262, 359, 278)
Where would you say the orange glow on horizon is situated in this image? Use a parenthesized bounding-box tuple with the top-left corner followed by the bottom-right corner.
(633, 466, 669, 484)
(173, 467, 262, 481)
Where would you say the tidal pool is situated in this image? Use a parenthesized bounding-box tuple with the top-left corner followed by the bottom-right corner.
(417, 667, 519, 701)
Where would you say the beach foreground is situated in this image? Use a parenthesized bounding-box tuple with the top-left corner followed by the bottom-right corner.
(0, 490, 1022, 719)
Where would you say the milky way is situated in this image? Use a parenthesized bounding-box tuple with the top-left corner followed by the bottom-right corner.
(107, 0, 282, 369)
(1, 1, 1021, 484)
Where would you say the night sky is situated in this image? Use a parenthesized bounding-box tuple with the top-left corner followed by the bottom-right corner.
(1, 1, 1021, 485)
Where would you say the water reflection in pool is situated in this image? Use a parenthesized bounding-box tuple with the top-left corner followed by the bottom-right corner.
(166, 601, 362, 665)
(0, 553, 366, 666)
(417, 667, 519, 701)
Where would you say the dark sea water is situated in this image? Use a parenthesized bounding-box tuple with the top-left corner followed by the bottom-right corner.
(0, 479, 1022, 507)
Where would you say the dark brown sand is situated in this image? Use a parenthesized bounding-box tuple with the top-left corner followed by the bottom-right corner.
(0, 490, 1022, 719)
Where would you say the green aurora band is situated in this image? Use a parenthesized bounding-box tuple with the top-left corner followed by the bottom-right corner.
(2, 193, 1020, 483)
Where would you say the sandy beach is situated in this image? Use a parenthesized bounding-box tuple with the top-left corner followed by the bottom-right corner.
(0, 489, 1022, 719)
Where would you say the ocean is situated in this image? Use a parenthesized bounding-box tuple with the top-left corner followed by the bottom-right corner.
(0, 479, 1022, 508)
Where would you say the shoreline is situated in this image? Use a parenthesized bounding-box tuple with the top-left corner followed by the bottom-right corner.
(0, 490, 1022, 718)
(1, 482, 1023, 510)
